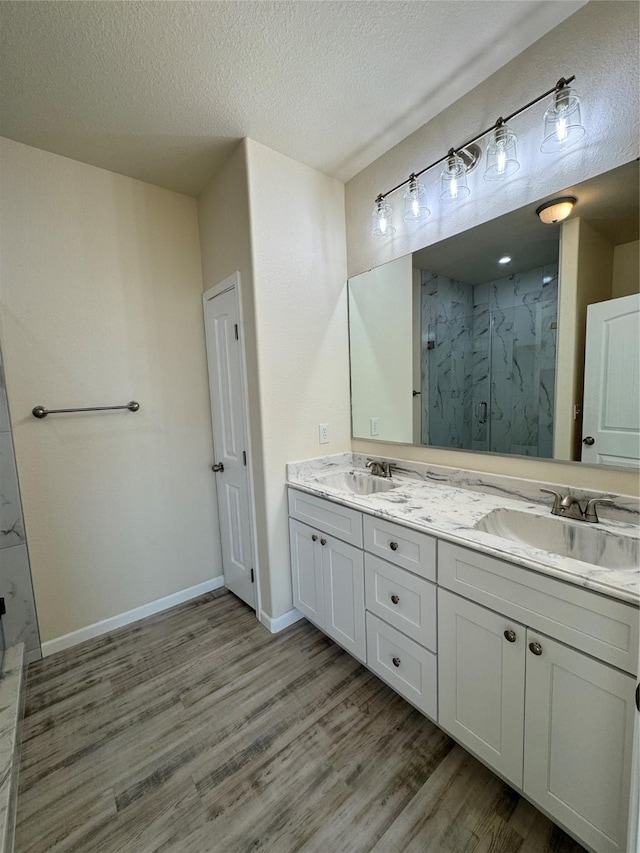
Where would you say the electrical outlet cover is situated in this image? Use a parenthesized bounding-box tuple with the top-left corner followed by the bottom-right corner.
(319, 423, 329, 444)
(370, 417, 380, 437)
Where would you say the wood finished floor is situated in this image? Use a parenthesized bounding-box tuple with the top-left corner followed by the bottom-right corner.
(16, 590, 587, 853)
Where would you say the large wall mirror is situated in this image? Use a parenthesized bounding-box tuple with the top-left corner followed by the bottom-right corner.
(348, 160, 639, 469)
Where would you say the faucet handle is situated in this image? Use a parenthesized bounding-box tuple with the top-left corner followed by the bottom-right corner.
(540, 488, 563, 512)
(584, 498, 614, 524)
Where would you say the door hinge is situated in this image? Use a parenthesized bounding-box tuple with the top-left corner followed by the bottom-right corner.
(250, 568, 255, 584)
(242, 450, 247, 466)
(234, 324, 239, 340)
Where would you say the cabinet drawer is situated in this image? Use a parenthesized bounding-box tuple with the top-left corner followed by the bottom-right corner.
(363, 515, 436, 581)
(365, 554, 436, 650)
(288, 488, 363, 547)
(366, 612, 437, 720)
(439, 541, 640, 675)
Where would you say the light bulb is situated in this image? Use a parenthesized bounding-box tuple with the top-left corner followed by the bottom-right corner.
(402, 176, 430, 223)
(484, 124, 519, 181)
(541, 85, 585, 153)
(556, 115, 568, 143)
(371, 196, 395, 237)
(440, 152, 470, 203)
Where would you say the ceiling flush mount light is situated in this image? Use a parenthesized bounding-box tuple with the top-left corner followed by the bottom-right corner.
(541, 81, 585, 153)
(372, 195, 395, 237)
(498, 256, 511, 264)
(369, 74, 584, 237)
(403, 175, 430, 223)
(484, 121, 520, 180)
(440, 150, 470, 203)
(536, 196, 576, 224)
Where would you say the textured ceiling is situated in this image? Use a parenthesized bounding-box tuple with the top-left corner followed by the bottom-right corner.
(0, 1, 587, 197)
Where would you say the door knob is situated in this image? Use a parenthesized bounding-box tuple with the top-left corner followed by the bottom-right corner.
(320, 538, 327, 546)
(311, 534, 318, 542)
(390, 594, 400, 605)
(392, 657, 401, 668)
(583, 436, 595, 446)
(529, 641, 543, 656)
(504, 629, 517, 643)
(389, 541, 399, 551)
(211, 463, 224, 472)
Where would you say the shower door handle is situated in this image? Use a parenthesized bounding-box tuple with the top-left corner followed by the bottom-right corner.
(477, 401, 488, 424)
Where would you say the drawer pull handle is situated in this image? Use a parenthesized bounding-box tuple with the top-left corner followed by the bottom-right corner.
(389, 541, 399, 551)
(529, 641, 543, 656)
(320, 538, 327, 546)
(390, 594, 400, 605)
(392, 656, 401, 668)
(504, 629, 517, 643)
(311, 534, 318, 542)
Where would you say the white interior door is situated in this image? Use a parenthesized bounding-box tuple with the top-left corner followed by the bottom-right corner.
(582, 293, 640, 467)
(204, 280, 256, 610)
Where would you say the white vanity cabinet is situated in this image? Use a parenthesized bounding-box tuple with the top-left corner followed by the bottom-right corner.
(438, 544, 638, 853)
(288, 492, 365, 662)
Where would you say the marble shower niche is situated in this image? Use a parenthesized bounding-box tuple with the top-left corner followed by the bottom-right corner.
(0, 343, 41, 662)
(421, 264, 558, 458)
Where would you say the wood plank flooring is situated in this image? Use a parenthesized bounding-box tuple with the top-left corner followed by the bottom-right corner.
(16, 589, 587, 853)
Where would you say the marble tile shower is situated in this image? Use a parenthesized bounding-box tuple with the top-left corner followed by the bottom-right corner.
(0, 344, 41, 661)
(421, 264, 558, 458)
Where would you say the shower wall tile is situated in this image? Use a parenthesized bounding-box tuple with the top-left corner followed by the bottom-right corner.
(0, 545, 40, 655)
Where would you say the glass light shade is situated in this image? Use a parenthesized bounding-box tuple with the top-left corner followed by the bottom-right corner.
(540, 86, 585, 153)
(536, 196, 576, 224)
(440, 153, 470, 203)
(403, 177, 430, 223)
(371, 197, 395, 237)
(484, 125, 520, 180)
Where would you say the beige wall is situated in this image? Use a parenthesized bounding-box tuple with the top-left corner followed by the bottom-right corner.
(197, 140, 270, 614)
(345, 1, 639, 497)
(246, 139, 350, 619)
(612, 240, 640, 298)
(0, 138, 221, 642)
(556, 218, 614, 460)
(349, 254, 413, 442)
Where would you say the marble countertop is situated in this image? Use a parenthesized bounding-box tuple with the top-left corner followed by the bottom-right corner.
(287, 453, 640, 606)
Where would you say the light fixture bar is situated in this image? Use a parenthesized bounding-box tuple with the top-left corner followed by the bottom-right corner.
(376, 75, 576, 201)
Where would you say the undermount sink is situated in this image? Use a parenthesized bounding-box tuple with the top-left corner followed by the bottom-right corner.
(316, 470, 399, 496)
(474, 508, 639, 570)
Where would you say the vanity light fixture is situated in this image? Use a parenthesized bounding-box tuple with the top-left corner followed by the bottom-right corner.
(370, 75, 583, 237)
(540, 82, 585, 153)
(371, 195, 396, 237)
(440, 150, 471, 203)
(403, 175, 430, 223)
(536, 196, 576, 224)
(484, 121, 520, 180)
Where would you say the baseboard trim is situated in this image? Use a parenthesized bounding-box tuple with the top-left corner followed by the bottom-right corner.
(259, 608, 305, 634)
(41, 576, 225, 657)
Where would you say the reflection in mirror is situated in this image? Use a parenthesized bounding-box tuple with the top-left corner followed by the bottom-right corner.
(348, 160, 639, 468)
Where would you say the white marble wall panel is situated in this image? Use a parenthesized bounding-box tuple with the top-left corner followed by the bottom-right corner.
(0, 348, 41, 658)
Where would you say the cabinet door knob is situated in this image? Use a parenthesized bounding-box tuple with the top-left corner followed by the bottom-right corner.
(320, 538, 327, 546)
(529, 641, 543, 656)
(504, 629, 517, 643)
(389, 541, 399, 551)
(311, 534, 318, 542)
(392, 657, 401, 668)
(390, 594, 400, 605)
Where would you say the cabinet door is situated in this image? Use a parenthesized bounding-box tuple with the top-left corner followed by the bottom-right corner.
(438, 589, 525, 788)
(289, 519, 323, 626)
(524, 632, 635, 853)
(322, 533, 366, 663)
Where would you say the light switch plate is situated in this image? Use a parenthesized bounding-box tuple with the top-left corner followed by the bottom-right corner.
(319, 423, 329, 444)
(370, 417, 380, 437)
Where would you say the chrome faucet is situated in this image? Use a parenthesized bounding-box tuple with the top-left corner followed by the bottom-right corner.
(366, 458, 393, 479)
(540, 489, 614, 524)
